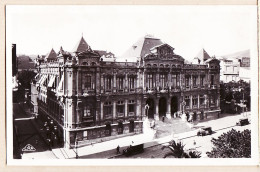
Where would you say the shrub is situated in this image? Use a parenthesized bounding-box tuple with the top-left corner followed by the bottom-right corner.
(207, 129, 251, 158)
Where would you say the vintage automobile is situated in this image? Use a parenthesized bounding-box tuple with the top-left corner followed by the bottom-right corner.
(197, 126, 213, 136)
(236, 118, 249, 126)
(123, 144, 144, 157)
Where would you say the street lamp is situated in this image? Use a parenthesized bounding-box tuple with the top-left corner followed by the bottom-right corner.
(75, 138, 78, 159)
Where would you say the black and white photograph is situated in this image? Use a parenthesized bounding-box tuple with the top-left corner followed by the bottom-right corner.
(6, 5, 258, 166)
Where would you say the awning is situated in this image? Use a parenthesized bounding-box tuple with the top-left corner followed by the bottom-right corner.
(37, 74, 43, 84)
(48, 75, 56, 87)
(34, 73, 40, 81)
(57, 74, 64, 91)
(40, 75, 48, 86)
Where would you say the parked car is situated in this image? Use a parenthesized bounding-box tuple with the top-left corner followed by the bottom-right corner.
(236, 118, 249, 126)
(123, 144, 144, 157)
(197, 126, 213, 136)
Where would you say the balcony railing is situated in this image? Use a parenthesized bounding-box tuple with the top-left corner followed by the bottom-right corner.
(210, 85, 216, 89)
(104, 115, 113, 119)
(117, 113, 124, 117)
(129, 112, 135, 116)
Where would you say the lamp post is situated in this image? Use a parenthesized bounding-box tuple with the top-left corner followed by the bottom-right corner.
(75, 138, 78, 159)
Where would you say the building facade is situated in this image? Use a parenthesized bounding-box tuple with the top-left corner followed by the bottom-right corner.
(31, 35, 221, 148)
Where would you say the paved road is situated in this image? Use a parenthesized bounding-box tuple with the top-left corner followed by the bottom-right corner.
(113, 113, 251, 159)
(13, 103, 56, 159)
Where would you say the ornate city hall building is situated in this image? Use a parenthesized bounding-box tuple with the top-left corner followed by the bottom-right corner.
(31, 35, 220, 148)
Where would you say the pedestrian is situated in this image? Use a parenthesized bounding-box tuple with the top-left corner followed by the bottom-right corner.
(116, 145, 120, 154)
(162, 116, 165, 122)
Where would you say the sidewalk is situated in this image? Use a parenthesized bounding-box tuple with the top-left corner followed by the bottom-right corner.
(51, 118, 197, 159)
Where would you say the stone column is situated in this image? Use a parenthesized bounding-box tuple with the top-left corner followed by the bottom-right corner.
(100, 101, 104, 121)
(155, 99, 159, 120)
(198, 95, 200, 109)
(95, 67, 100, 94)
(190, 75, 193, 89)
(168, 73, 172, 89)
(190, 95, 193, 110)
(101, 74, 104, 93)
(156, 72, 159, 90)
(76, 98, 82, 126)
(136, 98, 142, 120)
(113, 73, 116, 92)
(64, 128, 71, 149)
(143, 70, 146, 90)
(166, 97, 171, 119)
(125, 99, 128, 117)
(125, 73, 128, 92)
(113, 101, 116, 120)
(77, 69, 82, 96)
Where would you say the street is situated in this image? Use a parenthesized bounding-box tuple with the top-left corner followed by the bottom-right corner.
(13, 103, 57, 159)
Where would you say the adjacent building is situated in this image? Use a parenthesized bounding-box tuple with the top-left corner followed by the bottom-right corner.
(218, 49, 250, 83)
(31, 35, 221, 148)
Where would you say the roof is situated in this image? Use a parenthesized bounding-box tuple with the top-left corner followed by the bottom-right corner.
(196, 49, 211, 62)
(119, 35, 163, 62)
(73, 36, 92, 52)
(45, 49, 57, 60)
(95, 50, 114, 57)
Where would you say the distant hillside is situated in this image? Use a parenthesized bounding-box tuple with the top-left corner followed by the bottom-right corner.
(17, 55, 36, 70)
(220, 49, 250, 60)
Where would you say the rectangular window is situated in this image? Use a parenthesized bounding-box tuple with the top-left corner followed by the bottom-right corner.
(200, 75, 205, 86)
(117, 100, 124, 117)
(210, 96, 216, 105)
(200, 95, 205, 105)
(176, 74, 180, 87)
(129, 77, 135, 89)
(211, 75, 214, 85)
(118, 77, 124, 90)
(128, 100, 135, 115)
(172, 74, 176, 88)
(193, 76, 197, 86)
(85, 75, 92, 90)
(106, 76, 112, 90)
(185, 76, 190, 87)
(104, 102, 112, 118)
(160, 74, 167, 88)
(185, 96, 190, 107)
(83, 106, 91, 117)
(193, 96, 198, 106)
(147, 74, 153, 88)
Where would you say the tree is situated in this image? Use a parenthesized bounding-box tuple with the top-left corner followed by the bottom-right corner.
(16, 70, 36, 102)
(161, 140, 201, 158)
(207, 129, 251, 158)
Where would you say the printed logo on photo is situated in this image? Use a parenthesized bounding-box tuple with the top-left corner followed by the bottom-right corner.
(22, 144, 36, 152)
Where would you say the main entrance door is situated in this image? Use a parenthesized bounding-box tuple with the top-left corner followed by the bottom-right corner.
(171, 96, 178, 115)
(146, 98, 155, 119)
(159, 97, 167, 117)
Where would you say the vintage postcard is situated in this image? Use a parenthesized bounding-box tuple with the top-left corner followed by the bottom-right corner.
(5, 5, 259, 166)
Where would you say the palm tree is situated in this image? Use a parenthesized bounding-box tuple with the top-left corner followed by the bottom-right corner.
(161, 140, 201, 158)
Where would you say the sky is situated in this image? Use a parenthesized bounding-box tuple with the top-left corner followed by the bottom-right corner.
(6, 5, 257, 61)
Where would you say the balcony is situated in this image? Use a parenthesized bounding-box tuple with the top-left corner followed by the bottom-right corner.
(145, 87, 156, 94)
(82, 89, 95, 96)
(129, 112, 135, 116)
(159, 87, 168, 93)
(104, 115, 113, 119)
(117, 89, 124, 93)
(210, 85, 217, 89)
(117, 113, 124, 117)
(193, 105, 198, 109)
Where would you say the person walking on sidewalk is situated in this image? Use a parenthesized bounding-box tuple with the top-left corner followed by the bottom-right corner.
(116, 145, 120, 154)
